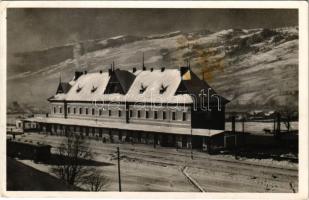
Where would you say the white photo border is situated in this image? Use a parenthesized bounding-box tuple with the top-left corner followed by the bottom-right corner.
(0, 1, 308, 199)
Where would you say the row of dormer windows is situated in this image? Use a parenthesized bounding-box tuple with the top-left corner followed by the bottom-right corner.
(52, 106, 188, 121)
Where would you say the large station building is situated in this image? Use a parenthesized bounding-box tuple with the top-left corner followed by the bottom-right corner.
(23, 64, 229, 152)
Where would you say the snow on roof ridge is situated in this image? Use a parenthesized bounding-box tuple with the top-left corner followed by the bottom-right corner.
(49, 67, 196, 103)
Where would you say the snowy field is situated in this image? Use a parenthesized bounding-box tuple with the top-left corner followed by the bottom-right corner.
(225, 121, 298, 134)
(11, 133, 298, 192)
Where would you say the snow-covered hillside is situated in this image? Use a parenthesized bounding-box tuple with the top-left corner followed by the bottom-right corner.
(7, 27, 298, 113)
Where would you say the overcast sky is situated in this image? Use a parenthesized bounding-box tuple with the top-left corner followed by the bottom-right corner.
(7, 8, 298, 54)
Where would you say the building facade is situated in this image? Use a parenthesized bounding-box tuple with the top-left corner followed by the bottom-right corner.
(24, 65, 229, 152)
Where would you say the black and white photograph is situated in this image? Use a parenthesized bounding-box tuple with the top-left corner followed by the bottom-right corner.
(1, 1, 308, 199)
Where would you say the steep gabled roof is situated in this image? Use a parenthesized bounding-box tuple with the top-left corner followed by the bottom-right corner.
(124, 69, 192, 103)
(50, 72, 111, 101)
(114, 69, 136, 94)
(56, 82, 72, 94)
(176, 68, 229, 105)
(104, 69, 136, 94)
(48, 68, 228, 104)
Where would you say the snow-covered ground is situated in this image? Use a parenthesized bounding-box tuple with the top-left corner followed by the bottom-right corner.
(13, 133, 298, 192)
(225, 121, 298, 134)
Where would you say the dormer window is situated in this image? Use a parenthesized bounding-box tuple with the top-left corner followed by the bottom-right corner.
(160, 84, 168, 94)
(76, 85, 82, 93)
(139, 84, 147, 94)
(91, 86, 97, 93)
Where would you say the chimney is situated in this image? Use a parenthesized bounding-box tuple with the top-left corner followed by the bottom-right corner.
(161, 67, 165, 72)
(142, 53, 146, 71)
(180, 66, 189, 76)
(150, 68, 153, 72)
(132, 67, 137, 73)
(74, 71, 83, 81)
(108, 64, 113, 76)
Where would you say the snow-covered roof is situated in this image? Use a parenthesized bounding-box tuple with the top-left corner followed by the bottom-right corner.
(125, 69, 192, 103)
(50, 69, 193, 103)
(24, 117, 224, 137)
(49, 68, 227, 104)
(53, 72, 113, 101)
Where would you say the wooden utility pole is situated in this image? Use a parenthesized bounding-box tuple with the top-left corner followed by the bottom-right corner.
(242, 116, 245, 147)
(231, 115, 238, 159)
(277, 113, 281, 134)
(273, 116, 276, 133)
(117, 147, 122, 192)
(242, 117, 245, 134)
(232, 115, 236, 134)
(190, 128, 193, 160)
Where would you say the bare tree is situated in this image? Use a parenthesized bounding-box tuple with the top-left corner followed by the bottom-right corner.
(82, 169, 109, 191)
(51, 132, 108, 191)
(278, 107, 296, 133)
(52, 133, 92, 186)
(276, 97, 297, 134)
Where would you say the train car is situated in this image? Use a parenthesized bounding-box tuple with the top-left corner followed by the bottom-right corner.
(7, 139, 51, 163)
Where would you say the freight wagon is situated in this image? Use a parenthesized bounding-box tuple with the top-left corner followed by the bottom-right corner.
(7, 139, 51, 162)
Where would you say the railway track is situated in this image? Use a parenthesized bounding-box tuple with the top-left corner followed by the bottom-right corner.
(20, 134, 298, 177)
